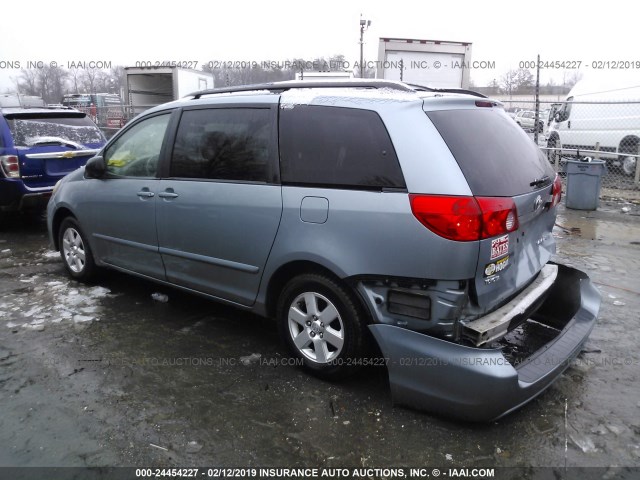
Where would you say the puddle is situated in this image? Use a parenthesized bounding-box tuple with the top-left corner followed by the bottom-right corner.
(556, 213, 639, 244)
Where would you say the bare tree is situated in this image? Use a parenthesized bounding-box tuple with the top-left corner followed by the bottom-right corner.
(17, 66, 68, 103)
(500, 68, 535, 95)
(514, 68, 534, 93)
(81, 68, 101, 94)
(563, 70, 583, 88)
(14, 69, 39, 96)
(108, 66, 125, 94)
(488, 78, 500, 89)
(44, 66, 68, 103)
(68, 68, 83, 93)
(500, 70, 518, 96)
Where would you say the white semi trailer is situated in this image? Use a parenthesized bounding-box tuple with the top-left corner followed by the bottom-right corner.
(376, 38, 472, 89)
(124, 67, 213, 117)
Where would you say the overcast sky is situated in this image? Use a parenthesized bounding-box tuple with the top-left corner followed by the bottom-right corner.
(1, 0, 637, 92)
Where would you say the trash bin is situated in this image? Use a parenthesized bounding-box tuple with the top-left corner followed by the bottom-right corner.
(564, 159, 607, 210)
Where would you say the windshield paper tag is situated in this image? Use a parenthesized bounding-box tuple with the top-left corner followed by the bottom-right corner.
(490, 235, 509, 260)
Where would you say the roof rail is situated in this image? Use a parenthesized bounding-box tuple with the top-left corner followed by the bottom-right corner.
(188, 80, 418, 99)
(405, 83, 488, 98)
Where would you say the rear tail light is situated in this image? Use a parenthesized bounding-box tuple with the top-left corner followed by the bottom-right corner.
(0, 155, 20, 178)
(409, 194, 519, 242)
(550, 174, 562, 207)
(476, 197, 519, 238)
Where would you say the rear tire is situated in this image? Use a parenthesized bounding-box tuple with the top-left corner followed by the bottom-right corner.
(277, 273, 369, 380)
(58, 217, 97, 282)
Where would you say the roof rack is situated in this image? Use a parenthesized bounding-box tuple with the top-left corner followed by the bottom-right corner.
(405, 83, 487, 98)
(188, 80, 488, 100)
(188, 80, 418, 99)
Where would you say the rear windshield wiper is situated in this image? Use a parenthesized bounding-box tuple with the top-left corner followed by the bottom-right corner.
(530, 175, 550, 187)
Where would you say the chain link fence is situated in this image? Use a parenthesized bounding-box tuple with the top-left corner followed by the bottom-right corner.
(501, 99, 640, 191)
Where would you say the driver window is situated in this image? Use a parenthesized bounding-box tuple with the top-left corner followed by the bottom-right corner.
(105, 114, 170, 177)
(557, 97, 573, 122)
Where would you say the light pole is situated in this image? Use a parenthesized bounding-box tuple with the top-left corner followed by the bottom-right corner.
(359, 17, 371, 78)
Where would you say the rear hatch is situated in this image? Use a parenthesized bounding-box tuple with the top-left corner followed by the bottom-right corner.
(426, 106, 559, 313)
(4, 111, 105, 189)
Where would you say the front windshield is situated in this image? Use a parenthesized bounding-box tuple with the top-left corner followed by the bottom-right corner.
(7, 115, 105, 147)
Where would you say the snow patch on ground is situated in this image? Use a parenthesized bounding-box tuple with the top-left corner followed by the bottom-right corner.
(4, 279, 114, 331)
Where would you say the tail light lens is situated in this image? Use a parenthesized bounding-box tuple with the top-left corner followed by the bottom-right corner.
(409, 194, 519, 242)
(550, 174, 562, 207)
(476, 197, 519, 238)
(0, 155, 20, 178)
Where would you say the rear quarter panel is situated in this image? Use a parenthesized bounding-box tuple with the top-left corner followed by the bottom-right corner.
(260, 186, 479, 284)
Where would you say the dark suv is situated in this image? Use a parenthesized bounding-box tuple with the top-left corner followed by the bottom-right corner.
(47, 80, 601, 421)
(0, 99, 105, 213)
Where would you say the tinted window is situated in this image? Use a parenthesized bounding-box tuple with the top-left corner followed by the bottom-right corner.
(279, 105, 405, 189)
(170, 108, 272, 182)
(105, 113, 170, 177)
(6, 114, 104, 146)
(556, 97, 573, 122)
(427, 109, 554, 197)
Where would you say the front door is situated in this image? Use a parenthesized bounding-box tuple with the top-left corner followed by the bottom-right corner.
(80, 113, 172, 279)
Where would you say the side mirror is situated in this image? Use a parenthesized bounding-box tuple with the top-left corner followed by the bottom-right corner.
(554, 113, 561, 123)
(85, 156, 106, 179)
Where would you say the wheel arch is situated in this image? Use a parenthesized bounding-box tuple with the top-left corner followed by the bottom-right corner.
(264, 260, 366, 320)
(547, 131, 560, 144)
(51, 207, 76, 250)
(619, 135, 640, 153)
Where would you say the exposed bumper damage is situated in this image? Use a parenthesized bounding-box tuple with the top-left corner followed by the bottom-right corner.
(369, 264, 601, 422)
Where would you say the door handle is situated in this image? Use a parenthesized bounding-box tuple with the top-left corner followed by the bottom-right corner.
(158, 191, 179, 199)
(568, 120, 571, 129)
(137, 190, 155, 198)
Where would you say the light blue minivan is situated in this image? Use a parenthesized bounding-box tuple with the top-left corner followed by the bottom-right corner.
(47, 80, 600, 421)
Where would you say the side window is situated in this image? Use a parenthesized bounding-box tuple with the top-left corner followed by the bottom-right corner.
(279, 105, 406, 189)
(557, 97, 573, 122)
(105, 113, 170, 177)
(170, 108, 272, 182)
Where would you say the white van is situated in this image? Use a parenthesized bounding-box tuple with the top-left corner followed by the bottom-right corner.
(547, 81, 640, 176)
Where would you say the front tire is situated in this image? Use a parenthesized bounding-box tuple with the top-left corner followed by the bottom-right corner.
(619, 138, 638, 177)
(547, 136, 560, 166)
(622, 156, 637, 176)
(277, 273, 369, 380)
(58, 217, 97, 281)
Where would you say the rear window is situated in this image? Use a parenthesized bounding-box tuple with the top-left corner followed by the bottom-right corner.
(427, 109, 554, 197)
(6, 114, 104, 147)
(279, 105, 405, 190)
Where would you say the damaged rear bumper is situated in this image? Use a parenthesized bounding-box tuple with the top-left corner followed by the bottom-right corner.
(368, 264, 601, 422)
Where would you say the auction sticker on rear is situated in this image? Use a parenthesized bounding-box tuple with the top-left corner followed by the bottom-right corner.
(490, 234, 509, 259)
(484, 255, 509, 277)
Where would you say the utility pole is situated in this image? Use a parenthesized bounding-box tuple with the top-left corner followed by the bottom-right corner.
(534, 54, 541, 144)
(359, 16, 371, 78)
